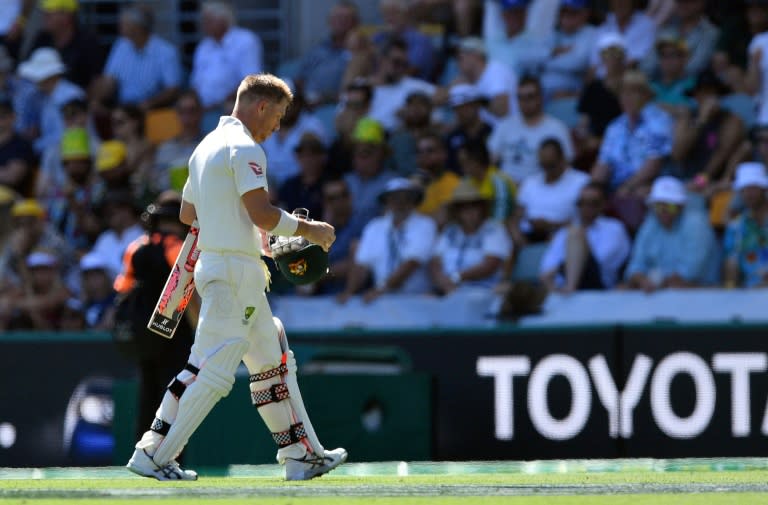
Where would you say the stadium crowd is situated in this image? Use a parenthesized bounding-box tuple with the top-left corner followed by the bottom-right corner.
(0, 0, 768, 330)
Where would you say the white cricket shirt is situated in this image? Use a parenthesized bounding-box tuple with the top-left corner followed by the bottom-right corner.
(182, 116, 268, 257)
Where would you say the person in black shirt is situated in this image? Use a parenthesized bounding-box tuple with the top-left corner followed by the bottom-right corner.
(0, 95, 36, 196)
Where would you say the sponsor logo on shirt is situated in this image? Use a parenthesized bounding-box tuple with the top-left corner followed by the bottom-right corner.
(248, 161, 263, 175)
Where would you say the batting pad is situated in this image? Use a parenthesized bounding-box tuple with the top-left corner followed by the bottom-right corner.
(151, 339, 248, 465)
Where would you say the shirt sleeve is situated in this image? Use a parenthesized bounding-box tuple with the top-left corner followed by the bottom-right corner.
(539, 228, 567, 275)
(232, 142, 269, 196)
(591, 220, 631, 282)
(677, 213, 715, 281)
(400, 217, 437, 263)
(103, 39, 123, 78)
(354, 221, 379, 268)
(623, 220, 652, 279)
(482, 222, 512, 260)
(181, 177, 195, 205)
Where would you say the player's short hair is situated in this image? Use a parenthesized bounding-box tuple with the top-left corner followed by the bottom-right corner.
(236, 74, 293, 106)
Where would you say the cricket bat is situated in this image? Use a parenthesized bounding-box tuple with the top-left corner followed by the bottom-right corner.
(147, 220, 200, 339)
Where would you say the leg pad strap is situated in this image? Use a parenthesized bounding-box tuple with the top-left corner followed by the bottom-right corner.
(272, 422, 307, 448)
(167, 378, 186, 399)
(150, 417, 171, 436)
(252, 383, 290, 407)
(249, 362, 288, 383)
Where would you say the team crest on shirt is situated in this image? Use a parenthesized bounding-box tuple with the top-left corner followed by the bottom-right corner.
(288, 258, 308, 276)
(248, 161, 263, 175)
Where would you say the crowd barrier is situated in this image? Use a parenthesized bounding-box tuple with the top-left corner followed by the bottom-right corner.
(2, 322, 768, 467)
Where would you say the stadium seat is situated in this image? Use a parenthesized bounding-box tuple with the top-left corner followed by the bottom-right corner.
(709, 190, 733, 229)
(145, 108, 181, 145)
(511, 242, 549, 282)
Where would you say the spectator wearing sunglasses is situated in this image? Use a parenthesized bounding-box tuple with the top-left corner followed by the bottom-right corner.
(622, 175, 719, 291)
(540, 182, 630, 293)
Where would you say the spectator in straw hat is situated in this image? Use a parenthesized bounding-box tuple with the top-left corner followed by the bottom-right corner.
(429, 179, 512, 294)
(17, 47, 85, 154)
(540, 182, 630, 293)
(622, 175, 718, 291)
(723, 162, 768, 287)
(337, 177, 436, 304)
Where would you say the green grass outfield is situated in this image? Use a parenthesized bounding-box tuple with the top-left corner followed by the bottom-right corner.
(2, 459, 768, 504)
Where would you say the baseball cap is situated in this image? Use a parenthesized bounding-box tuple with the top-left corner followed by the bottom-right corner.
(79, 252, 111, 272)
(499, 0, 529, 9)
(60, 128, 90, 161)
(11, 198, 45, 218)
(96, 140, 127, 171)
(352, 117, 385, 145)
(378, 177, 423, 203)
(655, 29, 688, 53)
(646, 176, 687, 205)
(733, 162, 768, 190)
(26, 251, 58, 269)
(458, 37, 486, 55)
(560, 0, 589, 8)
(596, 32, 626, 53)
(41, 0, 79, 12)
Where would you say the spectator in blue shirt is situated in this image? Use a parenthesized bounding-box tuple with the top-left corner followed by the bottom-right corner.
(541, 0, 597, 101)
(373, 0, 437, 81)
(592, 70, 674, 197)
(295, 1, 360, 106)
(92, 5, 182, 110)
(623, 176, 719, 291)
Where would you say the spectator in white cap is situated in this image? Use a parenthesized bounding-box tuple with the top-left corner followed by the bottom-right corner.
(622, 175, 719, 291)
(79, 251, 116, 329)
(445, 83, 493, 173)
(590, 0, 656, 74)
(723, 162, 768, 287)
(17, 47, 85, 153)
(574, 32, 626, 158)
(337, 177, 436, 304)
(455, 36, 517, 123)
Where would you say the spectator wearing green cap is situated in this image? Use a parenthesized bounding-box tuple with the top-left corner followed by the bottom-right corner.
(44, 127, 102, 253)
(343, 117, 397, 226)
(37, 97, 99, 200)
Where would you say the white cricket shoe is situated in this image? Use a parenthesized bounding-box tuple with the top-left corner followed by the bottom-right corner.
(126, 448, 198, 481)
(285, 447, 348, 481)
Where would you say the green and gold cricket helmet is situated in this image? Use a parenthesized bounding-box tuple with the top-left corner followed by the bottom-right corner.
(274, 241, 329, 285)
